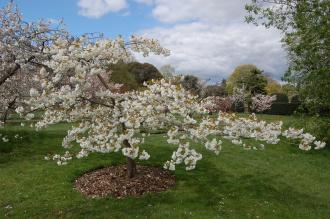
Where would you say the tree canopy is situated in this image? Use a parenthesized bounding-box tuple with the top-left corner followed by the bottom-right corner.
(226, 64, 268, 95)
(109, 61, 163, 91)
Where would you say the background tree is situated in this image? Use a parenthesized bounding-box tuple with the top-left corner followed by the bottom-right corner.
(226, 64, 267, 95)
(266, 78, 282, 94)
(203, 85, 227, 98)
(110, 61, 162, 91)
(282, 83, 298, 100)
(245, 0, 330, 114)
(159, 64, 176, 79)
(180, 75, 203, 96)
(127, 62, 162, 85)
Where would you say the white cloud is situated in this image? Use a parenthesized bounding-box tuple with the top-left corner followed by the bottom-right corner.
(136, 22, 287, 82)
(134, 0, 288, 82)
(134, 0, 153, 5)
(78, 0, 128, 18)
(76, 0, 288, 81)
(150, 0, 248, 24)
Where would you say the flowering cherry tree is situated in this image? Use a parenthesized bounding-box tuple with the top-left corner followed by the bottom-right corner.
(14, 25, 226, 178)
(201, 96, 233, 114)
(0, 2, 68, 124)
(251, 94, 277, 112)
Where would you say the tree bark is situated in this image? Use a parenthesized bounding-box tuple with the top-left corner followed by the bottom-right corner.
(2, 97, 17, 125)
(123, 139, 137, 178)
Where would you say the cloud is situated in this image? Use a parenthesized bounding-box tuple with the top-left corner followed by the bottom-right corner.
(135, 22, 287, 82)
(150, 0, 248, 24)
(76, 0, 288, 81)
(133, 0, 288, 82)
(134, 0, 153, 5)
(78, 0, 128, 18)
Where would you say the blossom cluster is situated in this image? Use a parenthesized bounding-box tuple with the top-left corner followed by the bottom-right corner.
(45, 151, 73, 166)
(201, 96, 233, 113)
(251, 94, 277, 112)
(0, 2, 68, 123)
(282, 128, 326, 150)
(217, 113, 326, 151)
(218, 113, 282, 145)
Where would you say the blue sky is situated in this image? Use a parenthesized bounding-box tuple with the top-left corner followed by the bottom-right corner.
(1, 0, 288, 83)
(1, 0, 160, 38)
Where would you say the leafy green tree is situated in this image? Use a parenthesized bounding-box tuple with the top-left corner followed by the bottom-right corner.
(180, 75, 202, 96)
(266, 78, 282, 94)
(159, 64, 176, 79)
(226, 64, 268, 95)
(110, 62, 162, 91)
(203, 85, 227, 98)
(127, 62, 163, 85)
(282, 83, 298, 100)
(245, 0, 330, 114)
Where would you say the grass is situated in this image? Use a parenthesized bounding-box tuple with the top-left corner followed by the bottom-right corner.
(0, 115, 330, 218)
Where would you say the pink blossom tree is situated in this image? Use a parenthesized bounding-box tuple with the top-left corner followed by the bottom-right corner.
(251, 94, 277, 112)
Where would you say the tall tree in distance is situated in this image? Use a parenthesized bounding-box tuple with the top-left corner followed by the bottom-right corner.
(226, 64, 267, 95)
(159, 64, 176, 79)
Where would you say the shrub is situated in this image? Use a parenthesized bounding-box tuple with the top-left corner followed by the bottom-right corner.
(273, 93, 289, 103)
(232, 100, 244, 113)
(264, 103, 299, 115)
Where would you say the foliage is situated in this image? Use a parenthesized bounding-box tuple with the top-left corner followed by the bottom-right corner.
(180, 75, 203, 96)
(290, 95, 301, 104)
(263, 93, 299, 115)
(226, 64, 267, 95)
(232, 100, 245, 113)
(273, 93, 289, 103)
(264, 103, 299, 115)
(202, 85, 227, 98)
(265, 78, 282, 94)
(159, 64, 176, 79)
(110, 61, 162, 91)
(245, 0, 330, 114)
(282, 83, 299, 100)
(127, 62, 163, 85)
(108, 61, 141, 91)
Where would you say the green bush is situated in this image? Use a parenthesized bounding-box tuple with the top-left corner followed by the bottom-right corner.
(273, 93, 289, 103)
(264, 103, 299, 115)
(290, 95, 301, 104)
(232, 101, 244, 113)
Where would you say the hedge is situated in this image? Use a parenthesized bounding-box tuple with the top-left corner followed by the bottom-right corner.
(264, 103, 300, 115)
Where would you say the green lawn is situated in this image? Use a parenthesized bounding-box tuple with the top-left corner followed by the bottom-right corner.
(1, 115, 330, 218)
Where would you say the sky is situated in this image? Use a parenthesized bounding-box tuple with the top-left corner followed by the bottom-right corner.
(1, 0, 288, 83)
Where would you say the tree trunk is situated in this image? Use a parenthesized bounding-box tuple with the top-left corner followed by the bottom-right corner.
(123, 139, 137, 178)
(2, 97, 17, 125)
(96, 74, 137, 178)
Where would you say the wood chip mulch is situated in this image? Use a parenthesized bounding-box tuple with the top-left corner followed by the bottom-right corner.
(74, 165, 176, 198)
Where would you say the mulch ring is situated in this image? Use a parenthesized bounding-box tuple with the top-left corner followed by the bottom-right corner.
(74, 165, 176, 198)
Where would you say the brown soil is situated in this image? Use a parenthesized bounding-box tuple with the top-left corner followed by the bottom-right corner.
(74, 165, 176, 198)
